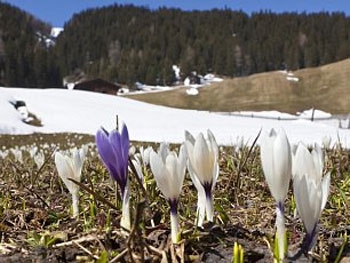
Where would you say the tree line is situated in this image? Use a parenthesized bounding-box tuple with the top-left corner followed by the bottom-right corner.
(1, 2, 349, 88)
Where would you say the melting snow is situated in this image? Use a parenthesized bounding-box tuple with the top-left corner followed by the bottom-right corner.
(186, 88, 199, 96)
(0, 87, 349, 149)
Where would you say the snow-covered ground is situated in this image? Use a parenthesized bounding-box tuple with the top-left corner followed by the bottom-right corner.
(1, 87, 349, 148)
(124, 72, 223, 96)
(221, 109, 333, 120)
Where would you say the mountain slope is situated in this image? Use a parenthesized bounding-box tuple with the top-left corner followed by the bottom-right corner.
(54, 7, 350, 86)
(0, 2, 60, 87)
(125, 59, 350, 114)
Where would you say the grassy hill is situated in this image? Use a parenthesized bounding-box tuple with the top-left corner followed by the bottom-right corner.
(125, 59, 350, 114)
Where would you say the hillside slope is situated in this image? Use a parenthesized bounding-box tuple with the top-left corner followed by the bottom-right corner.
(0, 2, 60, 87)
(125, 59, 350, 114)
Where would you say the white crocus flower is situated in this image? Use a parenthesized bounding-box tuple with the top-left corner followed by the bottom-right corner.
(33, 151, 45, 169)
(185, 130, 219, 227)
(260, 128, 292, 260)
(54, 147, 86, 218)
(0, 150, 9, 159)
(129, 145, 136, 156)
(150, 142, 186, 244)
(139, 145, 152, 167)
(130, 145, 153, 183)
(131, 154, 144, 182)
(29, 145, 38, 158)
(11, 148, 23, 164)
(322, 135, 331, 149)
(292, 143, 330, 251)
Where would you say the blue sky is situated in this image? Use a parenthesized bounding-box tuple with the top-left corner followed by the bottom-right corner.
(4, 0, 350, 27)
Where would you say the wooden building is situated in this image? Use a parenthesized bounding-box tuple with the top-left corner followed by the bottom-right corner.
(73, 78, 122, 95)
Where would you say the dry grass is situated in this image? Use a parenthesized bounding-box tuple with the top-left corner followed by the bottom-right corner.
(0, 133, 349, 262)
(125, 59, 350, 114)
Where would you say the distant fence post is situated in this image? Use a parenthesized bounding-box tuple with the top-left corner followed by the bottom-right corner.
(311, 108, 315, 121)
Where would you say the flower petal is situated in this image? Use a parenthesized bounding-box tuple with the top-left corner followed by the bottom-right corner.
(260, 130, 276, 194)
(272, 129, 291, 201)
(166, 153, 182, 198)
(141, 146, 152, 166)
(293, 175, 314, 235)
(121, 124, 130, 164)
(261, 128, 291, 202)
(150, 149, 169, 196)
(207, 129, 218, 159)
(159, 142, 169, 162)
(150, 150, 164, 183)
(321, 172, 331, 210)
(110, 130, 123, 180)
(55, 152, 77, 194)
(188, 162, 206, 226)
(72, 149, 83, 180)
(150, 144, 186, 201)
(193, 133, 212, 184)
(96, 129, 117, 173)
(311, 144, 324, 181)
(294, 175, 322, 236)
(177, 144, 187, 178)
(185, 130, 195, 145)
(293, 143, 316, 181)
(132, 158, 143, 182)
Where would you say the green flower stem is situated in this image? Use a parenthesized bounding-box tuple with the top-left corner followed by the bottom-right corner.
(276, 205, 286, 261)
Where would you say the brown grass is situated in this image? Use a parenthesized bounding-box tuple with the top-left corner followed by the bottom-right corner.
(124, 59, 350, 114)
(0, 133, 349, 262)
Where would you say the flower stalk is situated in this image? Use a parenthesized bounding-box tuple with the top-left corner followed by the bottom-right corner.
(170, 199, 180, 244)
(72, 192, 79, 218)
(121, 182, 131, 230)
(276, 203, 286, 261)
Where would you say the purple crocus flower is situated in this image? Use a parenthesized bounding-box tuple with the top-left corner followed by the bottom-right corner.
(96, 124, 131, 230)
(96, 124, 129, 195)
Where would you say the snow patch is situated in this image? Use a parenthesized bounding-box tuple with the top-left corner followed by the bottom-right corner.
(297, 108, 332, 119)
(0, 87, 349, 149)
(186, 88, 199, 96)
(51, 27, 64, 38)
(203, 74, 223, 82)
(286, 76, 299, 82)
(172, 65, 181, 80)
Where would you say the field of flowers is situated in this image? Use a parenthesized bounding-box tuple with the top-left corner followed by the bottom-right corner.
(0, 131, 349, 262)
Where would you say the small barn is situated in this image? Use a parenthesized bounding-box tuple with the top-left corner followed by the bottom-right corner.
(73, 78, 122, 95)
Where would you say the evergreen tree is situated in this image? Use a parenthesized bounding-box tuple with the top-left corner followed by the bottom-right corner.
(1, 2, 350, 87)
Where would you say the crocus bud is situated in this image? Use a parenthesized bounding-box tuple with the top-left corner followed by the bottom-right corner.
(185, 129, 219, 226)
(260, 128, 292, 204)
(150, 142, 186, 244)
(55, 147, 86, 218)
(292, 143, 330, 251)
(260, 128, 292, 260)
(34, 151, 45, 169)
(96, 124, 131, 230)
